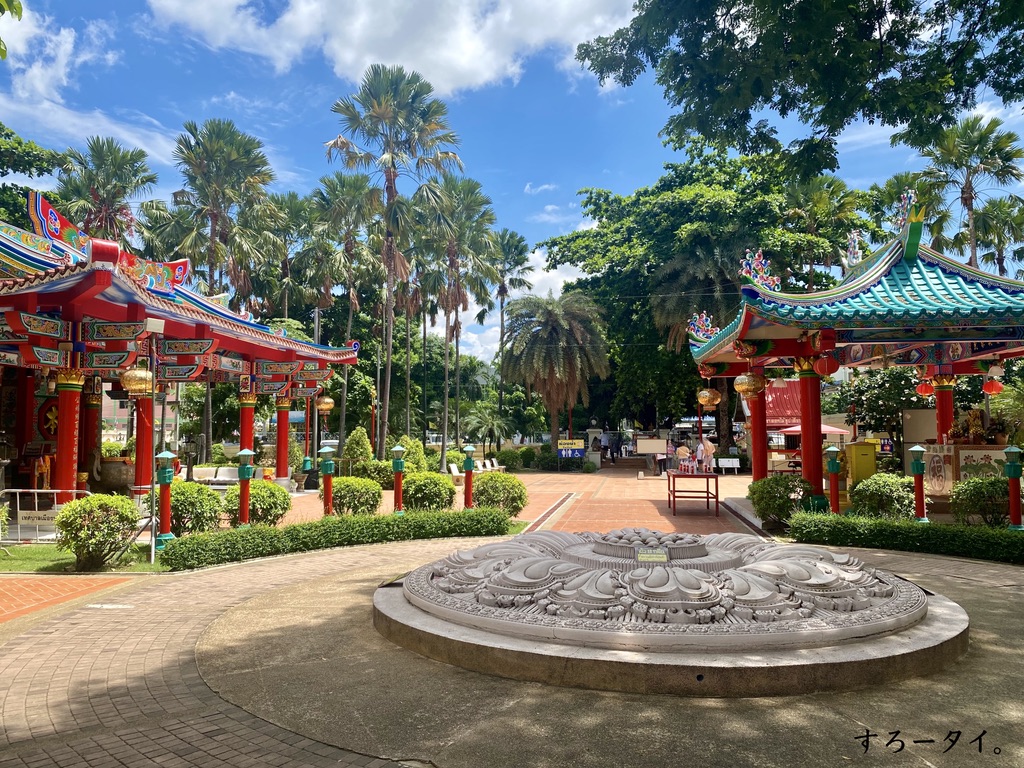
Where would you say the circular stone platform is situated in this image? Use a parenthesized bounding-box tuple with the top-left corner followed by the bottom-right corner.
(373, 529, 970, 696)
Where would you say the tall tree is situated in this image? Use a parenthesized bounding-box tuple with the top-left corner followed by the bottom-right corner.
(503, 292, 611, 444)
(172, 118, 275, 461)
(55, 136, 157, 246)
(577, 0, 1024, 175)
(976, 197, 1024, 277)
(494, 228, 533, 417)
(326, 64, 462, 459)
(866, 172, 956, 252)
(915, 115, 1024, 268)
(0, 121, 63, 231)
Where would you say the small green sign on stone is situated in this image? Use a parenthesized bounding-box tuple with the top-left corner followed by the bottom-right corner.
(636, 547, 668, 563)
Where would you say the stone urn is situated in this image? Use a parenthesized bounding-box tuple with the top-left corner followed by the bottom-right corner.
(92, 457, 135, 495)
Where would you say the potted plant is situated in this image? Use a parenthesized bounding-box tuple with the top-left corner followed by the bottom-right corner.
(987, 416, 1010, 445)
(292, 464, 308, 492)
(948, 419, 969, 444)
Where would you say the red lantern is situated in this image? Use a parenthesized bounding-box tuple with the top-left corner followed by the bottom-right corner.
(813, 355, 840, 376)
(915, 381, 935, 397)
(983, 379, 1004, 396)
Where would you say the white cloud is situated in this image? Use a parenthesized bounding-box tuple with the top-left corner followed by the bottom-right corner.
(144, 0, 636, 95)
(836, 121, 899, 153)
(524, 181, 558, 195)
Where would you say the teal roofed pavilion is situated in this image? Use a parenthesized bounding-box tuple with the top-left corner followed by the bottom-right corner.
(689, 198, 1024, 508)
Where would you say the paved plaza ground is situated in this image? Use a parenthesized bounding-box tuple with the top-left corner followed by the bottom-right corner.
(0, 469, 1022, 767)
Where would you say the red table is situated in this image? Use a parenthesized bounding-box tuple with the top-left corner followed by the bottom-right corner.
(667, 470, 719, 516)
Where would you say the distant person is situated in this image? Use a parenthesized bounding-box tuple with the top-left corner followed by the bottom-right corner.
(600, 430, 610, 460)
(676, 442, 691, 470)
(700, 436, 716, 473)
(610, 432, 622, 464)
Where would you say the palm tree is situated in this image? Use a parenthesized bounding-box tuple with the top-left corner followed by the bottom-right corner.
(307, 171, 382, 452)
(463, 399, 510, 455)
(56, 136, 158, 246)
(172, 118, 275, 461)
(494, 229, 533, 416)
(976, 197, 1024, 277)
(916, 115, 1024, 268)
(503, 292, 611, 444)
(264, 191, 312, 319)
(783, 174, 865, 283)
(326, 63, 462, 459)
(867, 172, 957, 252)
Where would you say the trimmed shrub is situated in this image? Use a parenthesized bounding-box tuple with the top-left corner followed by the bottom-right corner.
(209, 442, 230, 466)
(849, 473, 916, 519)
(332, 476, 383, 515)
(395, 435, 428, 473)
(0, 502, 8, 540)
(583, 460, 598, 473)
(790, 512, 1024, 564)
(951, 476, 1012, 527)
(519, 446, 536, 468)
(352, 459, 395, 490)
(142, 481, 222, 536)
(341, 426, 373, 461)
(101, 441, 124, 458)
(54, 494, 140, 571)
(224, 479, 291, 526)
(538, 443, 553, 455)
(402, 472, 456, 511)
(160, 508, 512, 570)
(495, 449, 523, 471)
(426, 450, 465, 474)
(472, 472, 529, 517)
(747, 474, 814, 528)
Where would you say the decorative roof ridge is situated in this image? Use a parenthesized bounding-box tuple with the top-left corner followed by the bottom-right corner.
(743, 238, 904, 309)
(691, 310, 745, 363)
(0, 260, 92, 292)
(917, 245, 1024, 295)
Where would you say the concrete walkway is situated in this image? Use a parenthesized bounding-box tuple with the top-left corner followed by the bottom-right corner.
(1, 470, 1021, 767)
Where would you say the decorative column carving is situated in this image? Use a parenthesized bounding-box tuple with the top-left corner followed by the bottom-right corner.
(239, 393, 257, 452)
(54, 369, 86, 503)
(275, 397, 292, 479)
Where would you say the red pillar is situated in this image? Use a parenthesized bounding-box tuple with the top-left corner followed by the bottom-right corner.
(54, 369, 86, 503)
(394, 469, 403, 512)
(133, 393, 154, 498)
(239, 393, 257, 451)
(797, 359, 825, 500)
(323, 472, 333, 516)
(275, 397, 291, 478)
(464, 462, 474, 509)
(914, 472, 927, 520)
(749, 388, 768, 481)
(239, 477, 251, 525)
(934, 376, 956, 443)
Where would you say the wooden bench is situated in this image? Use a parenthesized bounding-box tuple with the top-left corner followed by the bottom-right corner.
(485, 458, 505, 472)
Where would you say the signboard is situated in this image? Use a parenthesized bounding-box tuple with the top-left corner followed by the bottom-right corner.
(636, 547, 668, 563)
(557, 439, 585, 459)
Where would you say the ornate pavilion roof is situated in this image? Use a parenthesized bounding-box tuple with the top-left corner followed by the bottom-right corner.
(689, 202, 1024, 374)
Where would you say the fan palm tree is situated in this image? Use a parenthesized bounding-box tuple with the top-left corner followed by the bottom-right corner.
(494, 229, 533, 416)
(503, 292, 611, 444)
(172, 118, 275, 461)
(916, 115, 1024, 268)
(783, 174, 866, 282)
(866, 172, 957, 252)
(976, 197, 1024, 277)
(55, 136, 158, 246)
(463, 399, 510, 455)
(326, 63, 462, 459)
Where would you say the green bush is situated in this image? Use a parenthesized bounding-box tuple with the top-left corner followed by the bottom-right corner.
(951, 476, 1012, 527)
(0, 502, 8, 540)
(331, 476, 383, 515)
(54, 494, 140, 571)
(519, 446, 537, 468)
(496, 449, 524, 471)
(402, 472, 456, 511)
(849, 473, 916, 519)
(101, 441, 124, 458)
(583, 460, 597, 473)
(160, 508, 512, 570)
(790, 512, 1024, 564)
(472, 472, 528, 517)
(395, 435, 428, 472)
(123, 436, 136, 460)
(352, 459, 395, 490)
(876, 453, 904, 474)
(341, 426, 373, 461)
(747, 474, 814, 528)
(224, 479, 291, 526)
(142, 481, 222, 536)
(538, 443, 553, 454)
(426, 449, 465, 474)
(209, 442, 230, 465)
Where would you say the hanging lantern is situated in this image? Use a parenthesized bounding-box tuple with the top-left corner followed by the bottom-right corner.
(734, 373, 767, 396)
(315, 395, 335, 414)
(119, 366, 153, 397)
(988, 363, 1004, 379)
(915, 381, 935, 397)
(983, 380, 1004, 396)
(696, 388, 722, 407)
(812, 355, 840, 377)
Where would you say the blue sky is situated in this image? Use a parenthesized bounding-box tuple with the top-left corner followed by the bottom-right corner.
(1, 1, 1022, 363)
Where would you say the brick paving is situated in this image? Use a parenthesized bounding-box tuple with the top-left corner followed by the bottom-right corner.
(0, 469, 759, 767)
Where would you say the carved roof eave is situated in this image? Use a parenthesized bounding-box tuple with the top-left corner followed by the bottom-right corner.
(0, 261, 356, 364)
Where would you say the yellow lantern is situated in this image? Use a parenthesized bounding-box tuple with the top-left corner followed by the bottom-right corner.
(315, 395, 335, 415)
(119, 366, 153, 397)
(696, 388, 722, 407)
(734, 373, 767, 396)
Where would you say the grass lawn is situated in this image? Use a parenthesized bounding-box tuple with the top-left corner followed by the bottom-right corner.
(508, 521, 529, 534)
(0, 544, 170, 573)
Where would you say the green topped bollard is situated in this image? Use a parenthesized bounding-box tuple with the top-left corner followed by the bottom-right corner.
(825, 446, 841, 515)
(908, 445, 929, 523)
(1004, 445, 1023, 530)
(236, 448, 255, 527)
(463, 444, 476, 510)
(155, 450, 177, 551)
(319, 445, 336, 516)
(392, 444, 406, 515)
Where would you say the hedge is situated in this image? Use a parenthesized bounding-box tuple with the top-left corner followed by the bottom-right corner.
(159, 508, 512, 571)
(789, 512, 1024, 565)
